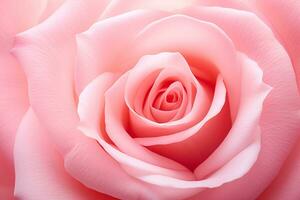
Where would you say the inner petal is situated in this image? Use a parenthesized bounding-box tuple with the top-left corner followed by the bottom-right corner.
(135, 75, 227, 146)
(125, 52, 211, 138)
(150, 81, 188, 123)
(166, 92, 177, 103)
(159, 81, 183, 110)
(142, 62, 196, 121)
(150, 108, 178, 123)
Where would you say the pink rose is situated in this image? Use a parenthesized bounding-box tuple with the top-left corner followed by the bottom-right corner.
(1, 0, 300, 199)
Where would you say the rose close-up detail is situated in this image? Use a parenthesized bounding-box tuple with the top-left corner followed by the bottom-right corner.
(1, 0, 300, 200)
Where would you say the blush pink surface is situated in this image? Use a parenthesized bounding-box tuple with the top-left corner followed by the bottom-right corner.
(0, 0, 299, 200)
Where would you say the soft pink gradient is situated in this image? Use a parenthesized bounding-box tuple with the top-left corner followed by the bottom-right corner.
(0, 0, 299, 200)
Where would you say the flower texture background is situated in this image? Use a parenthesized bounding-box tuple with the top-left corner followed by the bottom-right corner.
(0, 0, 300, 200)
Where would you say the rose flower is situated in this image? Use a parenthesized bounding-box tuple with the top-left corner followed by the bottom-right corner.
(0, 1, 300, 200)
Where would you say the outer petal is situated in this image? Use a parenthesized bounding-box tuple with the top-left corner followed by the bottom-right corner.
(0, 54, 28, 200)
(0, 0, 70, 162)
(100, 0, 198, 18)
(195, 0, 251, 10)
(75, 10, 167, 93)
(14, 109, 114, 200)
(194, 53, 271, 179)
(78, 72, 116, 131)
(0, 153, 13, 199)
(193, 0, 300, 90)
(253, 0, 300, 91)
(0, 0, 56, 198)
(12, 0, 109, 155)
(0, 0, 47, 49)
(258, 138, 300, 200)
(184, 6, 300, 200)
(38, 0, 66, 22)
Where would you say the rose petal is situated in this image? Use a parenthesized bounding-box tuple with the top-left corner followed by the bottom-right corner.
(150, 81, 187, 122)
(141, 130, 260, 189)
(14, 109, 114, 200)
(195, 53, 271, 178)
(75, 10, 167, 93)
(12, 0, 109, 154)
(76, 126, 199, 200)
(79, 126, 194, 180)
(78, 72, 116, 132)
(100, 0, 198, 19)
(0, 54, 28, 200)
(0, 0, 47, 50)
(38, 0, 66, 22)
(254, 0, 300, 91)
(0, 152, 14, 199)
(0, 0, 53, 198)
(147, 99, 231, 170)
(154, 82, 183, 111)
(64, 131, 167, 200)
(196, 0, 251, 10)
(258, 138, 300, 200)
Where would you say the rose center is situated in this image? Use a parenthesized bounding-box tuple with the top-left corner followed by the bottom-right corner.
(166, 91, 178, 103)
(152, 81, 184, 112)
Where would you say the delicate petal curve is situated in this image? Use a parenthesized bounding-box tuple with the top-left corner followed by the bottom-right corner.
(14, 109, 114, 200)
(100, 0, 198, 19)
(195, 53, 271, 179)
(0, 0, 53, 198)
(141, 130, 260, 189)
(0, 54, 28, 200)
(76, 10, 167, 93)
(78, 72, 116, 131)
(12, 0, 110, 154)
(38, 0, 66, 22)
(254, 0, 300, 91)
(195, 0, 251, 10)
(79, 126, 194, 180)
(67, 128, 199, 200)
(258, 138, 300, 200)
(0, 0, 47, 50)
